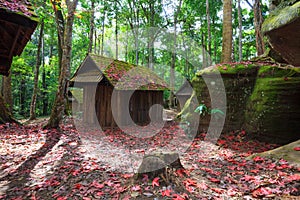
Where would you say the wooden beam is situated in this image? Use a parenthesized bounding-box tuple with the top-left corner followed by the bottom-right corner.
(8, 26, 21, 58)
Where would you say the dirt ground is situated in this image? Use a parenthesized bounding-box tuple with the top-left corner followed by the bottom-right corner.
(0, 116, 299, 199)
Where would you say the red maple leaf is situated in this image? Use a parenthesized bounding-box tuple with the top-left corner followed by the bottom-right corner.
(252, 187, 273, 197)
(209, 177, 220, 183)
(91, 181, 104, 189)
(211, 187, 225, 194)
(152, 177, 160, 187)
(293, 147, 300, 151)
(161, 189, 172, 197)
(253, 156, 264, 162)
(172, 194, 185, 200)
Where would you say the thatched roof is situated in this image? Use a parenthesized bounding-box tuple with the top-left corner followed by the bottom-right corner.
(70, 54, 168, 91)
(262, 1, 300, 66)
(0, 0, 38, 75)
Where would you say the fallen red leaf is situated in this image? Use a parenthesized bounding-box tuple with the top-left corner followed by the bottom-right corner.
(293, 147, 300, 151)
(209, 177, 220, 183)
(152, 177, 160, 187)
(252, 187, 273, 198)
(211, 187, 225, 194)
(161, 189, 172, 197)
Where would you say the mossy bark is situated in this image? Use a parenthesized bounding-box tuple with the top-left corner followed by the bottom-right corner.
(0, 95, 16, 124)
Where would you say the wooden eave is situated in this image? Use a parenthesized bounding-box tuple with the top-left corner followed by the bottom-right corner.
(0, 5, 38, 75)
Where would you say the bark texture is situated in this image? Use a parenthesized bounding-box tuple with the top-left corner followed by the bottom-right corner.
(221, 0, 233, 62)
(45, 0, 78, 129)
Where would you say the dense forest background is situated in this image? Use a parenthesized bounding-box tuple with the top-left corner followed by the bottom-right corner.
(1, 0, 268, 120)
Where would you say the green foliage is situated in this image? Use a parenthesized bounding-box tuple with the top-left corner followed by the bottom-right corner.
(194, 103, 224, 119)
(5, 0, 263, 119)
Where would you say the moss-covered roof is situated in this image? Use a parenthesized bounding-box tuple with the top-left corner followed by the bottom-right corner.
(0, 0, 38, 22)
(70, 54, 168, 91)
(262, 1, 300, 33)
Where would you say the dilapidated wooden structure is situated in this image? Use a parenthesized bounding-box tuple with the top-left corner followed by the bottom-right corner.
(0, 0, 38, 75)
(70, 54, 167, 129)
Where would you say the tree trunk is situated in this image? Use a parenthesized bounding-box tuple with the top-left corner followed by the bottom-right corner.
(169, 0, 183, 108)
(202, 32, 207, 68)
(206, 0, 211, 66)
(30, 21, 44, 120)
(43, 32, 53, 116)
(88, 0, 95, 53)
(45, 0, 78, 129)
(101, 9, 106, 56)
(253, 0, 265, 56)
(221, 0, 233, 63)
(115, 0, 119, 59)
(0, 94, 16, 124)
(238, 0, 243, 61)
(2, 73, 13, 114)
(20, 78, 26, 117)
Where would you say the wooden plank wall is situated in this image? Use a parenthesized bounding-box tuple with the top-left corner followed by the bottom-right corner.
(83, 84, 98, 125)
(95, 83, 115, 129)
(90, 85, 164, 129)
(128, 90, 163, 125)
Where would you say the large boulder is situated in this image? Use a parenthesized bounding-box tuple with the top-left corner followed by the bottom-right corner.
(262, 1, 300, 66)
(244, 66, 300, 143)
(179, 63, 300, 144)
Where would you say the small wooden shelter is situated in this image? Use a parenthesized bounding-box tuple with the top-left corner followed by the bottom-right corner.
(0, 0, 38, 75)
(70, 54, 168, 129)
(175, 80, 193, 110)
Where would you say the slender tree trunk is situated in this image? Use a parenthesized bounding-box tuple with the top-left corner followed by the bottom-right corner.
(2, 73, 13, 114)
(206, 0, 211, 66)
(94, 29, 97, 54)
(88, 0, 95, 53)
(20, 78, 26, 117)
(253, 0, 265, 56)
(52, 1, 65, 72)
(202, 32, 207, 68)
(148, 0, 155, 70)
(45, 0, 78, 129)
(221, 0, 233, 63)
(115, 0, 119, 59)
(169, 0, 182, 108)
(238, 0, 243, 61)
(135, 5, 139, 65)
(101, 10, 106, 56)
(30, 21, 44, 120)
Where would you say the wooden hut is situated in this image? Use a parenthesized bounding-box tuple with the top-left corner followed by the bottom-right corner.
(0, 0, 38, 75)
(70, 54, 168, 129)
(175, 80, 193, 110)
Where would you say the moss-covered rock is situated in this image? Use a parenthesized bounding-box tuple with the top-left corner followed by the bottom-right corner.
(244, 66, 300, 143)
(262, 1, 300, 66)
(179, 62, 258, 132)
(179, 63, 300, 144)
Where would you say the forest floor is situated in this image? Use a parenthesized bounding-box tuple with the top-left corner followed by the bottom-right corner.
(0, 117, 299, 200)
